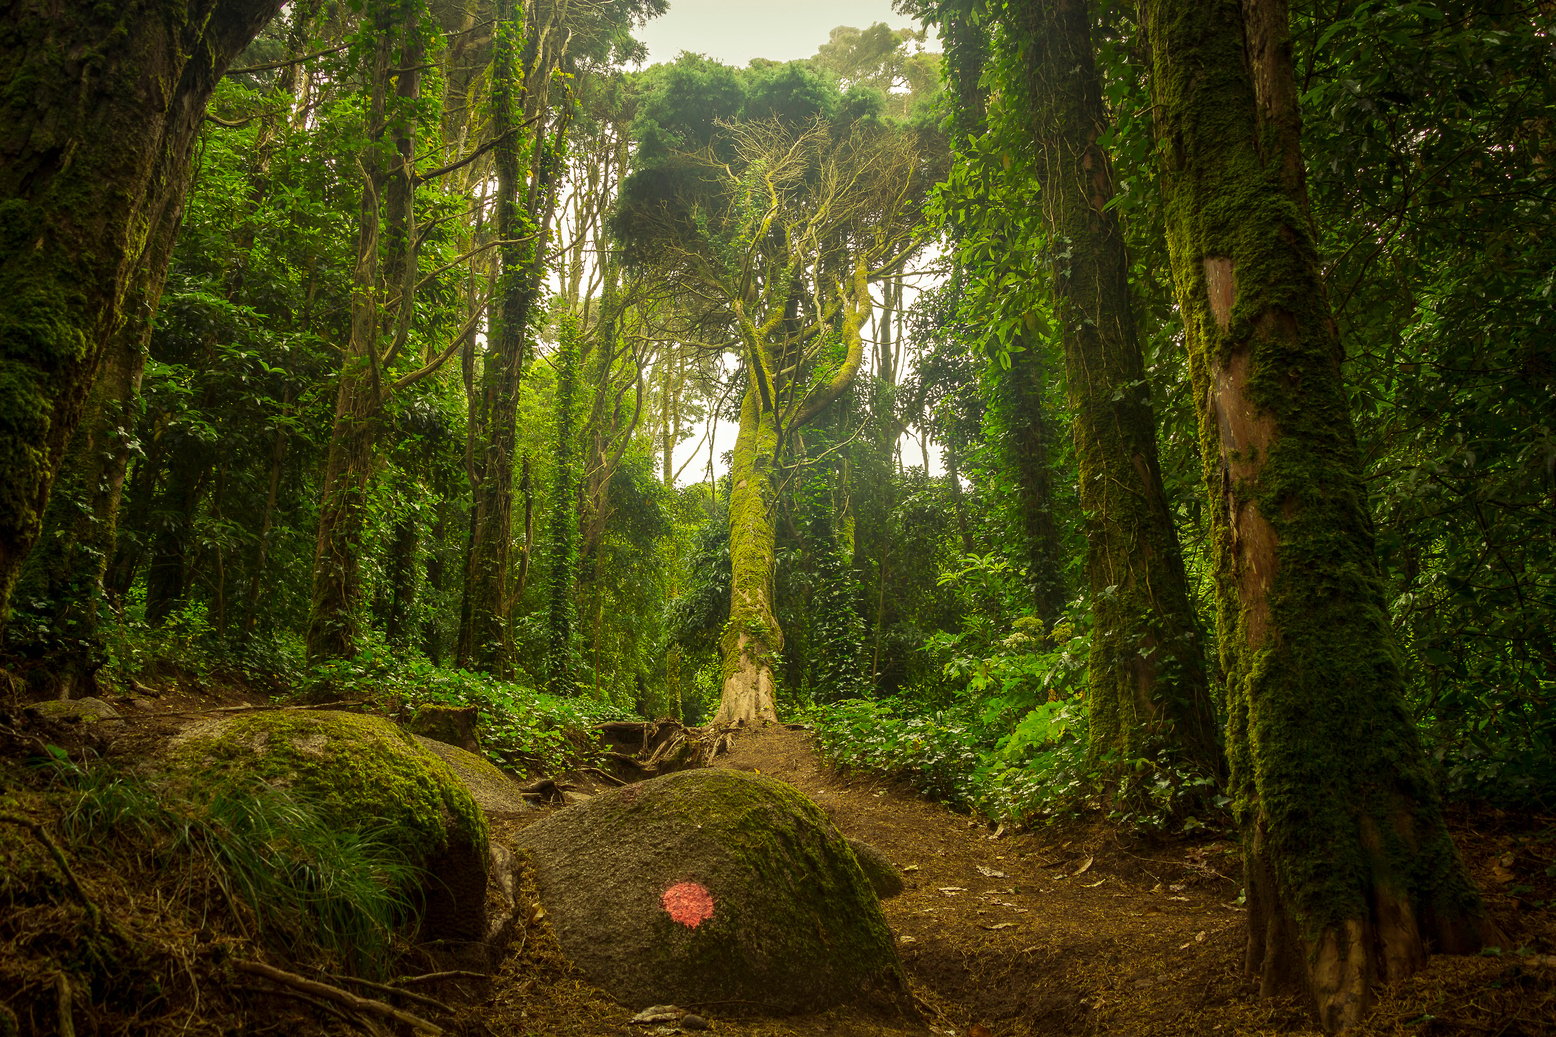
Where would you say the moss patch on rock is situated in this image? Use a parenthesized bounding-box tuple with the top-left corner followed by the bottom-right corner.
(164, 709, 489, 939)
(515, 768, 910, 1017)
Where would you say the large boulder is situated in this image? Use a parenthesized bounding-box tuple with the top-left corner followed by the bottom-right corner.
(515, 768, 910, 1016)
(164, 709, 489, 941)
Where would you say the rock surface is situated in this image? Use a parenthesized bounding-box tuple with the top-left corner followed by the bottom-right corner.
(411, 734, 535, 814)
(25, 697, 121, 723)
(847, 837, 905, 899)
(515, 768, 909, 1016)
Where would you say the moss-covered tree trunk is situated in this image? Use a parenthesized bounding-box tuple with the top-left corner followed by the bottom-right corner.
(5, 280, 156, 696)
(458, 3, 567, 674)
(543, 318, 583, 694)
(305, 23, 395, 664)
(1140, 0, 1499, 1026)
(307, 2, 438, 662)
(1006, 0, 1219, 775)
(716, 383, 783, 725)
(993, 342, 1069, 628)
(0, 0, 283, 631)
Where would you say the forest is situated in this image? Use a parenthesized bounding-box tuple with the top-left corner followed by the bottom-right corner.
(0, 0, 1552, 1035)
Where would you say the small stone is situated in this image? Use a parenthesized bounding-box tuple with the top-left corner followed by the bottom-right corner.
(681, 1014, 711, 1030)
(630, 1005, 683, 1025)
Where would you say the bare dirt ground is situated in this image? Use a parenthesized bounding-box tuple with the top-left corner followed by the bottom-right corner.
(464, 724, 1556, 1037)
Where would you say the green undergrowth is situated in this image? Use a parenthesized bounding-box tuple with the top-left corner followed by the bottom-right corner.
(36, 748, 419, 977)
(307, 649, 639, 776)
(803, 614, 1227, 833)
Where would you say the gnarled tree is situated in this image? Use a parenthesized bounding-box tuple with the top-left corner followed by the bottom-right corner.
(617, 60, 929, 723)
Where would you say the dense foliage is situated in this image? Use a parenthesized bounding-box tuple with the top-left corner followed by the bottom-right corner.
(1, 0, 1551, 885)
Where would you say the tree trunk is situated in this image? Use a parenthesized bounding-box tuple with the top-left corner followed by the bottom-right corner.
(993, 342, 1069, 628)
(5, 287, 155, 696)
(306, 20, 395, 664)
(543, 320, 583, 694)
(305, 361, 380, 662)
(306, 4, 428, 662)
(1008, 0, 1219, 774)
(716, 384, 782, 725)
(0, 0, 284, 631)
(1140, 0, 1499, 1026)
(458, 0, 565, 672)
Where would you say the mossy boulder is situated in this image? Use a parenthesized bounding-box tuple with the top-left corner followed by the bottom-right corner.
(165, 710, 489, 941)
(410, 734, 534, 815)
(25, 697, 120, 723)
(847, 838, 905, 899)
(515, 768, 910, 1016)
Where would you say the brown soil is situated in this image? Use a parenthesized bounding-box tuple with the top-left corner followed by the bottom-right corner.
(460, 724, 1556, 1037)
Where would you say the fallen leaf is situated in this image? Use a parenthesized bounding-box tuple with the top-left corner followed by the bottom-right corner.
(1073, 856, 1094, 876)
(902, 863, 921, 873)
(979, 922, 1016, 931)
(938, 887, 968, 895)
(899, 935, 917, 945)
(976, 865, 1008, 878)
(1196, 931, 1207, 943)
(1082, 879, 1105, 888)
(1491, 864, 1516, 883)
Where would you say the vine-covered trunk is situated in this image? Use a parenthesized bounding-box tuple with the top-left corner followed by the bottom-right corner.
(1140, 0, 1499, 1026)
(716, 384, 781, 725)
(458, 1, 564, 672)
(305, 369, 380, 663)
(0, 0, 284, 630)
(994, 340, 1069, 628)
(543, 320, 582, 693)
(5, 303, 153, 696)
(306, 23, 395, 664)
(306, 4, 429, 663)
(1009, 0, 1219, 774)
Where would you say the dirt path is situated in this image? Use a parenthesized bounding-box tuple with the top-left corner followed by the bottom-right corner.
(712, 725, 1252, 1037)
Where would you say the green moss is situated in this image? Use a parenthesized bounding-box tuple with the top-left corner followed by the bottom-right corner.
(168, 710, 487, 864)
(1143, 0, 1489, 981)
(719, 383, 782, 690)
(519, 768, 904, 1014)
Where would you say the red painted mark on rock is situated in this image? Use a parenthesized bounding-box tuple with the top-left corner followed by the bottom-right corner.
(661, 881, 715, 928)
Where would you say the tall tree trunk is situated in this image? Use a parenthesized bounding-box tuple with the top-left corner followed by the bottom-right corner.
(458, 0, 566, 672)
(0, 0, 284, 631)
(543, 319, 582, 693)
(306, 2, 431, 662)
(1007, 0, 1219, 774)
(1140, 0, 1499, 1026)
(716, 383, 782, 725)
(994, 343, 1069, 627)
(4, 278, 156, 696)
(143, 443, 213, 628)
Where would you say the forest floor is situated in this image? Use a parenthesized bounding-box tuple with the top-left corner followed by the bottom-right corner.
(464, 724, 1556, 1037)
(4, 681, 1554, 1036)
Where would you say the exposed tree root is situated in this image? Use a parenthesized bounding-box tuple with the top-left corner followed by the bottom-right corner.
(232, 959, 444, 1034)
(594, 719, 738, 782)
